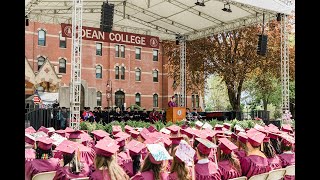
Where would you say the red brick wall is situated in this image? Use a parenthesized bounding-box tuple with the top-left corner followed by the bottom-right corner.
(25, 21, 202, 110)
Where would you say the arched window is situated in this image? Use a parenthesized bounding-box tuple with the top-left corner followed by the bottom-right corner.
(196, 95, 200, 108)
(191, 95, 195, 108)
(97, 91, 102, 106)
(153, 70, 158, 82)
(135, 68, 141, 81)
(115, 66, 119, 79)
(37, 56, 45, 70)
(59, 59, 66, 73)
(121, 67, 125, 80)
(135, 93, 141, 106)
(115, 91, 125, 108)
(153, 94, 158, 107)
(96, 65, 102, 79)
(38, 30, 46, 46)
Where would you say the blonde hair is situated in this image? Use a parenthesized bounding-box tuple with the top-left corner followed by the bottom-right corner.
(94, 154, 129, 180)
(170, 147, 191, 180)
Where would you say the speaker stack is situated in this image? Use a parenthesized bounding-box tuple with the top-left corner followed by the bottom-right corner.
(257, 35, 268, 56)
(100, 2, 114, 32)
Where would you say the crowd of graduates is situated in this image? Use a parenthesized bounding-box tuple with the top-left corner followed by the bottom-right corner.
(25, 120, 295, 180)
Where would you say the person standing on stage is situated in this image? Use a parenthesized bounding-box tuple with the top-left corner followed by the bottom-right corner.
(168, 96, 178, 107)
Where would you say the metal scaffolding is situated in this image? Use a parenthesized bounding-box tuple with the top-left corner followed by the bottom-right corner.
(179, 36, 186, 107)
(69, 0, 83, 130)
(281, 14, 290, 117)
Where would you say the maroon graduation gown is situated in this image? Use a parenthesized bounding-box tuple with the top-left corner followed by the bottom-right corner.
(233, 149, 246, 161)
(194, 161, 222, 180)
(240, 155, 271, 179)
(117, 150, 134, 177)
(53, 163, 90, 180)
(25, 158, 60, 180)
(279, 152, 295, 180)
(131, 170, 169, 180)
(89, 169, 111, 180)
(268, 155, 282, 170)
(218, 160, 241, 180)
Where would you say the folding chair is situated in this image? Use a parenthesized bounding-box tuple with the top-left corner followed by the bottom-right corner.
(229, 176, 248, 180)
(285, 165, 295, 176)
(32, 171, 56, 180)
(267, 168, 286, 180)
(248, 172, 269, 180)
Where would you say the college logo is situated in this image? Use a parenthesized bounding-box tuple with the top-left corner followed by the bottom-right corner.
(64, 25, 72, 37)
(150, 37, 159, 48)
(177, 110, 182, 116)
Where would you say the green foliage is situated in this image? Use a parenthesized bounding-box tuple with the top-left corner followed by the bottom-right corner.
(130, 104, 144, 111)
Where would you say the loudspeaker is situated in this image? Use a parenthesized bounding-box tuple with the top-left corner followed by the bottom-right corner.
(257, 35, 268, 56)
(100, 2, 114, 32)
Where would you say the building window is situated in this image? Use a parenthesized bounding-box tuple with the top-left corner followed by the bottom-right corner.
(97, 91, 102, 106)
(153, 94, 158, 107)
(59, 33, 66, 48)
(37, 56, 45, 70)
(115, 45, 119, 57)
(115, 66, 119, 79)
(121, 67, 125, 80)
(135, 68, 141, 81)
(120, 45, 125, 58)
(153, 70, 158, 82)
(196, 95, 199, 108)
(191, 95, 195, 108)
(96, 43, 102, 56)
(135, 48, 141, 59)
(38, 30, 46, 46)
(96, 65, 102, 79)
(135, 93, 141, 106)
(59, 59, 66, 73)
(153, 49, 158, 61)
(115, 91, 125, 109)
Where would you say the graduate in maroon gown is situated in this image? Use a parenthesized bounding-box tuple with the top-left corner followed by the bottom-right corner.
(194, 138, 222, 180)
(217, 138, 242, 180)
(166, 137, 184, 172)
(268, 132, 282, 155)
(233, 132, 247, 161)
(240, 130, 271, 179)
(53, 141, 90, 180)
(149, 108, 160, 123)
(126, 139, 147, 175)
(115, 136, 134, 177)
(261, 136, 282, 170)
(278, 133, 295, 180)
(25, 137, 60, 180)
(168, 146, 192, 180)
(168, 96, 178, 107)
(90, 139, 129, 180)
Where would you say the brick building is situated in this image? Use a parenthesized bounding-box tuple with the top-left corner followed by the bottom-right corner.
(25, 21, 204, 111)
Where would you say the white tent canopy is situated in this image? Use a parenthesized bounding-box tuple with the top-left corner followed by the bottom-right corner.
(25, 0, 294, 41)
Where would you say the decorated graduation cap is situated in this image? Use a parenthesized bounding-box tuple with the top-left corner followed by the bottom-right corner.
(25, 126, 36, 134)
(91, 130, 110, 141)
(127, 139, 146, 156)
(175, 140, 195, 165)
(112, 125, 122, 135)
(170, 136, 184, 146)
(95, 139, 120, 157)
(114, 131, 131, 140)
(166, 124, 181, 134)
(147, 125, 157, 132)
(195, 137, 217, 155)
(218, 137, 238, 154)
(195, 121, 204, 129)
(50, 133, 67, 146)
(124, 125, 134, 134)
(130, 130, 140, 139)
(223, 123, 232, 130)
(37, 136, 54, 150)
(237, 132, 248, 144)
(140, 128, 151, 140)
(146, 143, 172, 164)
(281, 124, 293, 133)
(37, 126, 49, 134)
(247, 130, 266, 147)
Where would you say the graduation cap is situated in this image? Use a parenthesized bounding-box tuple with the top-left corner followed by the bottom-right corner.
(25, 133, 36, 145)
(146, 143, 172, 164)
(214, 124, 223, 131)
(247, 130, 266, 147)
(160, 128, 171, 135)
(170, 136, 184, 146)
(130, 130, 140, 139)
(202, 122, 213, 130)
(223, 123, 232, 130)
(55, 130, 66, 137)
(50, 133, 67, 146)
(180, 127, 194, 139)
(237, 132, 248, 144)
(68, 130, 82, 139)
(147, 125, 157, 132)
(65, 127, 75, 133)
(268, 132, 280, 140)
(37, 126, 49, 134)
(112, 125, 122, 135)
(126, 139, 146, 156)
(124, 125, 134, 134)
(234, 125, 245, 134)
(140, 128, 151, 140)
(254, 124, 268, 135)
(281, 124, 293, 133)
(95, 139, 120, 157)
(115, 137, 126, 147)
(218, 137, 238, 154)
(114, 131, 131, 140)
(46, 127, 55, 133)
(175, 140, 195, 165)
(166, 125, 181, 134)
(37, 136, 54, 150)
(25, 126, 36, 134)
(195, 121, 203, 129)
(231, 132, 237, 141)
(91, 130, 110, 141)
(195, 137, 217, 155)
